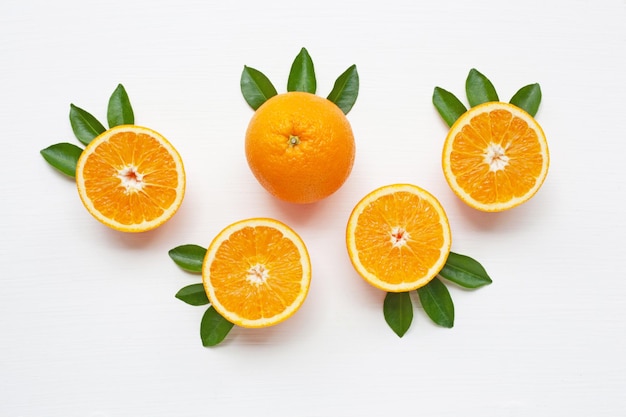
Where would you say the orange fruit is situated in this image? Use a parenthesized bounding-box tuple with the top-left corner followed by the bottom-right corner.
(202, 218, 311, 328)
(346, 184, 452, 292)
(75, 125, 185, 232)
(442, 102, 549, 212)
(245, 92, 355, 204)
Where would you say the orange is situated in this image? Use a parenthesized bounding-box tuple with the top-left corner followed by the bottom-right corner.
(245, 92, 355, 204)
(442, 102, 549, 212)
(202, 218, 311, 328)
(346, 184, 452, 292)
(75, 125, 185, 232)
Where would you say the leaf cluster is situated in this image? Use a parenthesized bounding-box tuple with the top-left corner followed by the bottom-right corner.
(241, 47, 359, 115)
(432, 68, 542, 127)
(169, 244, 234, 347)
(40, 84, 135, 177)
(383, 252, 492, 337)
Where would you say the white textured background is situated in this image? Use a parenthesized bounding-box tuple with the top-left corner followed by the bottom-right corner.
(2, 0, 625, 416)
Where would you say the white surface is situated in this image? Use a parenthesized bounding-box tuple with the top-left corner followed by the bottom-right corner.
(2, 0, 625, 416)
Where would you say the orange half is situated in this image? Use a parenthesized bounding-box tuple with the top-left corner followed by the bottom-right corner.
(346, 184, 452, 292)
(202, 218, 311, 328)
(442, 102, 549, 212)
(76, 125, 185, 232)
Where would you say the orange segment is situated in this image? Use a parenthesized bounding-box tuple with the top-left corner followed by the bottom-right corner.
(202, 218, 311, 328)
(346, 184, 452, 292)
(76, 125, 185, 232)
(442, 102, 549, 212)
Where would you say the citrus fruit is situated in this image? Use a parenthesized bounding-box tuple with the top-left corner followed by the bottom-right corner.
(75, 125, 185, 232)
(346, 184, 452, 293)
(442, 101, 549, 212)
(202, 218, 311, 328)
(245, 92, 355, 204)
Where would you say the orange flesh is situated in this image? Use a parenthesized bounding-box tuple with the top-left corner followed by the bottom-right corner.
(450, 109, 544, 205)
(81, 131, 180, 225)
(208, 226, 304, 321)
(353, 192, 446, 286)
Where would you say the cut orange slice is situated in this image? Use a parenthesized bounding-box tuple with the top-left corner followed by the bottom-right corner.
(442, 102, 549, 212)
(346, 184, 452, 292)
(202, 218, 311, 328)
(76, 125, 185, 232)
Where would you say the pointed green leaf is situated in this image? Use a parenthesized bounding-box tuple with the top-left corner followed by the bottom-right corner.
(107, 84, 134, 128)
(168, 244, 206, 273)
(466, 68, 499, 107)
(439, 252, 492, 289)
(175, 284, 209, 306)
(417, 278, 454, 328)
(510, 83, 542, 117)
(383, 291, 413, 337)
(40, 142, 83, 177)
(327, 64, 359, 115)
(200, 306, 234, 347)
(433, 87, 468, 127)
(241, 65, 278, 110)
(287, 47, 316, 93)
(69, 104, 106, 145)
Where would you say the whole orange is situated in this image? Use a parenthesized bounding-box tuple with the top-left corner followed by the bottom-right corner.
(245, 92, 355, 204)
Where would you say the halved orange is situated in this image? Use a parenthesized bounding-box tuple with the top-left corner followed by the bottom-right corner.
(442, 102, 549, 212)
(202, 218, 311, 328)
(346, 184, 452, 292)
(76, 125, 185, 232)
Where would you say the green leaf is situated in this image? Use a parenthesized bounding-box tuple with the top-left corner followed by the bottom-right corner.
(175, 284, 209, 306)
(40, 142, 83, 177)
(466, 68, 499, 107)
(433, 87, 468, 127)
(439, 252, 492, 289)
(287, 47, 316, 93)
(510, 83, 542, 117)
(200, 306, 234, 347)
(327, 64, 359, 115)
(107, 84, 134, 127)
(168, 244, 206, 273)
(69, 104, 106, 145)
(383, 291, 413, 337)
(417, 278, 454, 328)
(241, 65, 278, 110)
